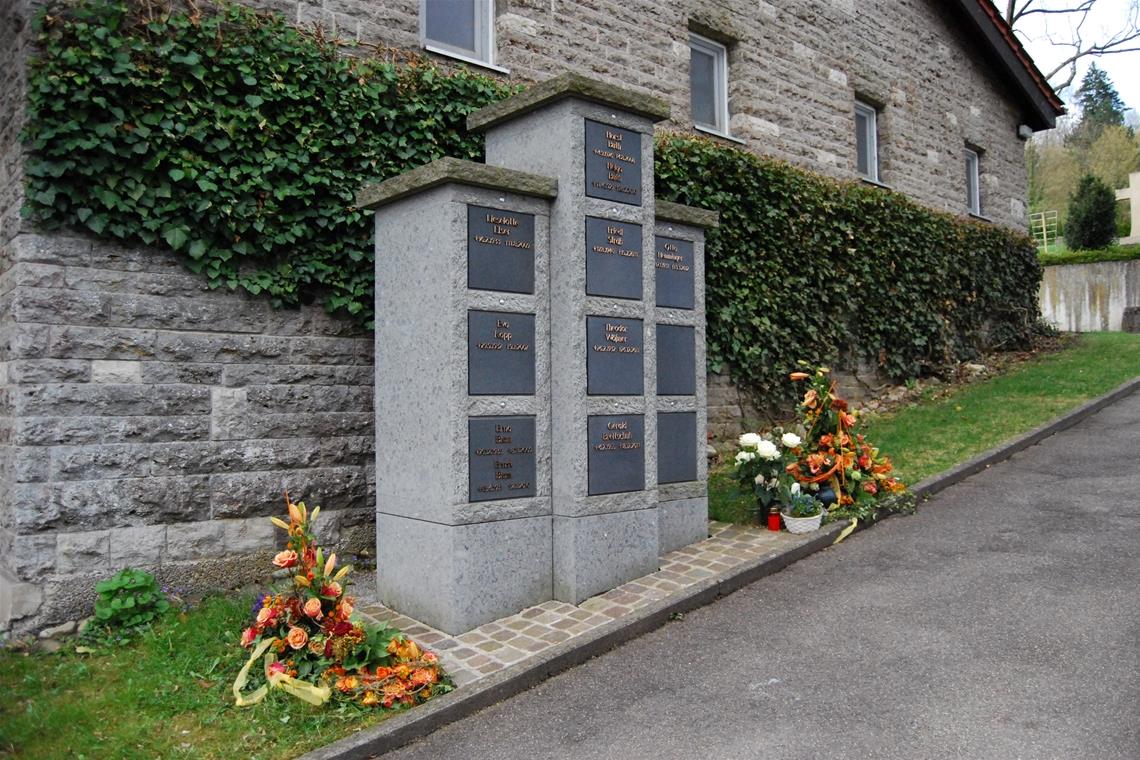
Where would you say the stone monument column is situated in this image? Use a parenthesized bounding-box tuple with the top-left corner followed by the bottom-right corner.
(357, 159, 557, 634)
(654, 201, 718, 553)
(469, 75, 675, 602)
(360, 73, 716, 633)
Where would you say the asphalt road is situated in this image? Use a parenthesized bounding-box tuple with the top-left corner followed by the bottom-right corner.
(388, 391, 1140, 759)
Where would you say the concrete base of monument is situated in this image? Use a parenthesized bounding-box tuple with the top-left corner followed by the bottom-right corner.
(659, 496, 710, 553)
(551, 509, 660, 604)
(375, 513, 553, 635)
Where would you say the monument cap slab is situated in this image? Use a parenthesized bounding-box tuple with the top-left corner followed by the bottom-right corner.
(467, 72, 671, 132)
(656, 199, 720, 229)
(356, 157, 557, 210)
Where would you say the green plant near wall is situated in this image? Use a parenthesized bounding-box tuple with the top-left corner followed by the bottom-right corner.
(655, 134, 1044, 407)
(23, 0, 513, 324)
(82, 567, 171, 642)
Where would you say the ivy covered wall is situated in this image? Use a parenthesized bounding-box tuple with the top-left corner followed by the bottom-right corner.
(655, 135, 1043, 407)
(21, 1, 1044, 410)
(22, 1, 512, 325)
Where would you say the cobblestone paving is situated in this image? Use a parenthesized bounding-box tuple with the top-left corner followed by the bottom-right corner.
(357, 521, 825, 687)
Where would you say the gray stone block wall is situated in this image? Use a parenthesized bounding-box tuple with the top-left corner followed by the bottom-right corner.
(248, 0, 1036, 230)
(0, 233, 375, 634)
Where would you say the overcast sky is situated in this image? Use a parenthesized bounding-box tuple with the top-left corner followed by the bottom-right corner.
(1010, 0, 1140, 117)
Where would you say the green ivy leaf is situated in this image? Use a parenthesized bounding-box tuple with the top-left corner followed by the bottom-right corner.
(163, 225, 190, 250)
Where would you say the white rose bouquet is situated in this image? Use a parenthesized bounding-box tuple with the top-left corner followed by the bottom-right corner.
(732, 426, 803, 514)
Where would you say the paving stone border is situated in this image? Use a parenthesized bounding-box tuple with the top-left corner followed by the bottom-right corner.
(299, 376, 1139, 760)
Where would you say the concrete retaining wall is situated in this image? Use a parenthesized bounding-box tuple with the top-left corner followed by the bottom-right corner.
(1039, 260, 1140, 332)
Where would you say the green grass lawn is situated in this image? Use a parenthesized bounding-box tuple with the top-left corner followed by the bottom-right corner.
(0, 597, 389, 760)
(711, 332, 1140, 516)
(1038, 241, 1140, 266)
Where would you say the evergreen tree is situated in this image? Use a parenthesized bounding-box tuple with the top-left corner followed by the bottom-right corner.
(1076, 64, 1126, 128)
(1064, 174, 1117, 250)
(1067, 65, 1128, 150)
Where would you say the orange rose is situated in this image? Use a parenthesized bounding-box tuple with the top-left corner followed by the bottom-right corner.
(273, 549, 298, 568)
(374, 666, 392, 679)
(841, 412, 856, 428)
(303, 597, 323, 619)
(241, 627, 256, 647)
(321, 582, 342, 598)
(255, 606, 275, 625)
(286, 626, 308, 650)
(338, 599, 354, 619)
(410, 668, 437, 687)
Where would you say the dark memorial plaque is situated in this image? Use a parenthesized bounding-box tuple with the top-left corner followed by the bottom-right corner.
(468, 310, 536, 395)
(656, 324, 695, 396)
(586, 217, 643, 300)
(588, 414, 645, 495)
(655, 236, 695, 309)
(469, 416, 536, 502)
(584, 119, 642, 205)
(586, 316, 643, 396)
(658, 412, 697, 484)
(467, 205, 536, 294)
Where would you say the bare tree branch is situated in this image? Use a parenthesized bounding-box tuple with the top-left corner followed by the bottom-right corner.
(999, 0, 1140, 92)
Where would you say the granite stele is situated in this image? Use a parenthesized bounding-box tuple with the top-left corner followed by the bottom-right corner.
(356, 73, 718, 634)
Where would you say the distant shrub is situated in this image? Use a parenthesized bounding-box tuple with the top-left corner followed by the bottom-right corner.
(1065, 175, 1117, 250)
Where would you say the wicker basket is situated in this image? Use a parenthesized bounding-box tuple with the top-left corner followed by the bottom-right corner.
(780, 510, 824, 534)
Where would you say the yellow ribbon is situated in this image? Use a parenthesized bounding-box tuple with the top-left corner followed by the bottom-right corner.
(232, 638, 333, 707)
(832, 518, 858, 544)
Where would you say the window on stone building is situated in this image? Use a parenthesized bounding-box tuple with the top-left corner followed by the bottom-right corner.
(421, 0, 495, 67)
(689, 34, 730, 136)
(854, 100, 879, 182)
(965, 147, 982, 215)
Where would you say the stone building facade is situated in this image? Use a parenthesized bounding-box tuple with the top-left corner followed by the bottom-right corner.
(0, 0, 1062, 634)
(249, 0, 1061, 229)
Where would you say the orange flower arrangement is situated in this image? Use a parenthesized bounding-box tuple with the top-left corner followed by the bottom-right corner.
(786, 367, 913, 521)
(234, 493, 452, 709)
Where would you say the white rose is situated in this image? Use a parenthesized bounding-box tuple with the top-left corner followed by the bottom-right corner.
(755, 439, 780, 460)
(754, 473, 765, 485)
(734, 451, 756, 465)
(791, 482, 801, 495)
(738, 432, 763, 449)
(781, 432, 802, 448)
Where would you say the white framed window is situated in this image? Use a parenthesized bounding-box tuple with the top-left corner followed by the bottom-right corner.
(854, 100, 879, 182)
(421, 0, 496, 68)
(965, 147, 981, 215)
(689, 33, 730, 136)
